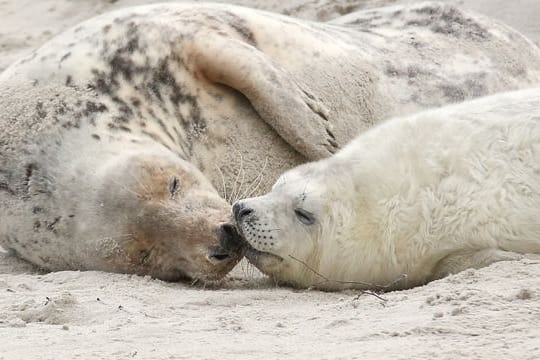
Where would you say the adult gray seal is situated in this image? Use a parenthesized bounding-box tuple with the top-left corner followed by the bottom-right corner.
(233, 87, 540, 291)
(1, 2, 540, 281)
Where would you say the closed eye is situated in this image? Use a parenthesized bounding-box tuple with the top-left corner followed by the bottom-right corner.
(294, 208, 316, 225)
(168, 176, 180, 198)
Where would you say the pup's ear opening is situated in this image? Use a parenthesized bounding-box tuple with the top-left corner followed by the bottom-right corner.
(188, 34, 339, 160)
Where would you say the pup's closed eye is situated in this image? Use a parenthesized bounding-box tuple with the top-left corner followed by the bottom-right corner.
(294, 208, 316, 225)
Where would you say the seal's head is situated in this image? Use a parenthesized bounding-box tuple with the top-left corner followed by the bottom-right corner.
(86, 150, 244, 282)
(232, 160, 359, 289)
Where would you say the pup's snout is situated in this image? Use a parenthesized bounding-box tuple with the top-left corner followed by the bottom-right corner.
(232, 201, 253, 223)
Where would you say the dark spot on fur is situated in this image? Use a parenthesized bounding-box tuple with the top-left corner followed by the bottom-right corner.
(110, 96, 133, 117)
(59, 52, 71, 63)
(410, 4, 489, 40)
(84, 101, 108, 116)
(130, 97, 141, 107)
(71, 16, 205, 153)
(46, 216, 61, 232)
(223, 12, 257, 46)
(62, 120, 79, 129)
(91, 68, 117, 96)
(439, 84, 466, 102)
(464, 77, 487, 97)
(407, 65, 422, 78)
(326, 128, 336, 140)
(35, 101, 47, 119)
(65, 75, 73, 87)
(32, 206, 43, 214)
(24, 163, 38, 190)
(385, 64, 400, 77)
(92, 134, 101, 140)
(141, 130, 171, 150)
(0, 182, 16, 195)
(156, 118, 176, 143)
(328, 138, 339, 148)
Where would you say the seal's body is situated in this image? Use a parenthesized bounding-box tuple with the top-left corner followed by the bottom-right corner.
(234, 87, 540, 290)
(1, 2, 539, 280)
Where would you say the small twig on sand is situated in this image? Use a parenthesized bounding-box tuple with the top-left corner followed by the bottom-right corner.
(288, 255, 407, 302)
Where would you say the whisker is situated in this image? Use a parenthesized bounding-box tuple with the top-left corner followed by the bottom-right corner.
(231, 150, 247, 203)
(288, 254, 406, 299)
(245, 157, 269, 198)
(229, 150, 244, 203)
(232, 161, 246, 204)
(214, 164, 228, 202)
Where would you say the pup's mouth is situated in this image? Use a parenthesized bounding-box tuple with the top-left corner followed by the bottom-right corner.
(244, 244, 283, 263)
(235, 225, 283, 265)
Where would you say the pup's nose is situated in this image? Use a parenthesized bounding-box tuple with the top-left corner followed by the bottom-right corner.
(232, 201, 253, 223)
(218, 223, 244, 252)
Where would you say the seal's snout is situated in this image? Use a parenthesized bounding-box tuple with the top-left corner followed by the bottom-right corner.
(208, 245, 233, 262)
(207, 223, 244, 263)
(233, 201, 253, 223)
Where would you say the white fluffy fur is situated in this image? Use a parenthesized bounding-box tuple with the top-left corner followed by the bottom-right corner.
(235, 87, 540, 290)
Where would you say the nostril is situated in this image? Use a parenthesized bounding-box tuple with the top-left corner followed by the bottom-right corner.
(238, 208, 253, 219)
(210, 253, 230, 261)
(233, 202, 254, 221)
(208, 246, 231, 262)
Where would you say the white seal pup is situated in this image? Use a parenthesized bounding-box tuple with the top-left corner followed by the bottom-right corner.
(234, 87, 540, 290)
(1, 2, 540, 281)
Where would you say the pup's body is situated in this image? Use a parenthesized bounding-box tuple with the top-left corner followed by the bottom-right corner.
(235, 88, 540, 290)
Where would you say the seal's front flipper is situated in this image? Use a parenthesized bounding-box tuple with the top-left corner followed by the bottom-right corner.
(188, 34, 338, 160)
(432, 248, 527, 280)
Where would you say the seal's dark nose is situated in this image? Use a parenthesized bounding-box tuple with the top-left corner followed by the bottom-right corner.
(217, 223, 243, 253)
(208, 247, 231, 262)
(207, 224, 245, 263)
(233, 202, 253, 223)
